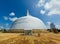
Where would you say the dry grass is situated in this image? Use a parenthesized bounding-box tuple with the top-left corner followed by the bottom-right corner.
(0, 30, 60, 44)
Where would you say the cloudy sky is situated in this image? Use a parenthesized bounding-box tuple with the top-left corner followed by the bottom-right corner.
(0, 0, 60, 29)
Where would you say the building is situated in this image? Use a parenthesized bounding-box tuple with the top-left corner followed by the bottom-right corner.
(10, 10, 47, 35)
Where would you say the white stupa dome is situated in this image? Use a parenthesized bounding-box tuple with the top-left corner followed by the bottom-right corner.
(11, 10, 46, 30)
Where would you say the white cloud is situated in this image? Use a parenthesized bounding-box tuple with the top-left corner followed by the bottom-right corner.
(44, 2, 52, 10)
(3, 16, 18, 22)
(40, 10, 45, 15)
(36, 0, 60, 16)
(3, 12, 18, 22)
(48, 9, 60, 16)
(44, 0, 60, 16)
(9, 17, 18, 22)
(47, 22, 51, 25)
(3, 16, 8, 20)
(9, 12, 18, 21)
(36, 0, 45, 7)
(5, 23, 10, 29)
(56, 25, 60, 29)
(0, 26, 4, 29)
(9, 12, 15, 16)
(46, 21, 51, 29)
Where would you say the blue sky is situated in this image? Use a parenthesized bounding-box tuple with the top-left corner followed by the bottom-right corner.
(0, 0, 60, 29)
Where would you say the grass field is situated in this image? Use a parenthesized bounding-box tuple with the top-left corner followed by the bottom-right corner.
(0, 31, 60, 44)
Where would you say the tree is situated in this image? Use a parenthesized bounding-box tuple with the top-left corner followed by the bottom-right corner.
(50, 23, 56, 29)
(50, 23, 58, 33)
